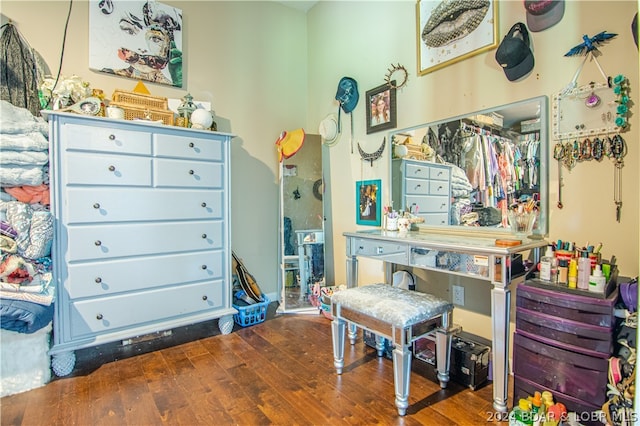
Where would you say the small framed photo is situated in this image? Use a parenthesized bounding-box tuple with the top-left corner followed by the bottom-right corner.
(366, 82, 397, 134)
(356, 179, 382, 226)
(416, 0, 498, 76)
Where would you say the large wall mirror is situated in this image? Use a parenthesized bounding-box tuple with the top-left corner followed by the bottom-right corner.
(278, 135, 325, 313)
(390, 96, 549, 237)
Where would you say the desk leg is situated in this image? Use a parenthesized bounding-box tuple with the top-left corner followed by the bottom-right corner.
(491, 283, 511, 413)
(346, 255, 358, 288)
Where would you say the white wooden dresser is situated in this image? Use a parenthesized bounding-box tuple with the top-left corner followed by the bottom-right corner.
(45, 112, 236, 376)
(393, 159, 452, 225)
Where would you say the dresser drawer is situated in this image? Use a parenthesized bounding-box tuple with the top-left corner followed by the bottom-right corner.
(513, 332, 608, 405)
(154, 158, 224, 188)
(154, 133, 223, 161)
(349, 238, 408, 264)
(428, 165, 450, 181)
(63, 123, 151, 155)
(69, 280, 225, 339)
(405, 178, 430, 195)
(65, 188, 223, 223)
(66, 251, 224, 299)
(404, 163, 430, 179)
(67, 220, 224, 261)
(406, 195, 449, 213)
(421, 213, 449, 226)
(64, 152, 152, 186)
(429, 180, 449, 196)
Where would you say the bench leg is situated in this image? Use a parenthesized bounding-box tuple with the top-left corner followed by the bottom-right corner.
(347, 323, 357, 345)
(392, 343, 411, 416)
(331, 318, 345, 374)
(436, 311, 453, 388)
(375, 334, 386, 357)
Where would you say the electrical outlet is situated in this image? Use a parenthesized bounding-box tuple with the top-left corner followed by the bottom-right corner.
(452, 285, 465, 306)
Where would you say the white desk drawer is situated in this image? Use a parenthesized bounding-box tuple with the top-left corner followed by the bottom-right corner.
(154, 134, 223, 161)
(67, 220, 224, 261)
(351, 238, 408, 264)
(63, 123, 151, 155)
(69, 280, 224, 339)
(65, 188, 223, 223)
(64, 152, 152, 186)
(67, 251, 223, 299)
(154, 158, 223, 188)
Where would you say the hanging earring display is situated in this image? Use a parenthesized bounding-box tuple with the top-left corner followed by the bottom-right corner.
(358, 137, 386, 166)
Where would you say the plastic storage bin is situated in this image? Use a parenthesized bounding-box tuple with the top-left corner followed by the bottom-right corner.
(233, 292, 270, 327)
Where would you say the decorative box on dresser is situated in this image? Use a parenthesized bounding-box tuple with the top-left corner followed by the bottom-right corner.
(513, 281, 618, 424)
(392, 159, 451, 225)
(45, 111, 236, 376)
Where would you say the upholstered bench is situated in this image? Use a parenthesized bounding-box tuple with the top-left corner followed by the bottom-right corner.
(331, 283, 454, 416)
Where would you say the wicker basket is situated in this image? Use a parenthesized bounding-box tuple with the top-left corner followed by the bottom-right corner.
(112, 89, 169, 110)
(109, 102, 175, 125)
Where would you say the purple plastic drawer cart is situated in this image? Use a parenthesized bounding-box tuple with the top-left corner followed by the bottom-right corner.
(513, 281, 618, 425)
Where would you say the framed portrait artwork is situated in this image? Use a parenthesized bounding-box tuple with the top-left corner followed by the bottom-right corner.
(89, 0, 184, 87)
(416, 0, 498, 76)
(356, 179, 382, 226)
(366, 82, 397, 134)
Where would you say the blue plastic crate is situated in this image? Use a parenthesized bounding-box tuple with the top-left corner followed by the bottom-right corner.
(233, 291, 270, 327)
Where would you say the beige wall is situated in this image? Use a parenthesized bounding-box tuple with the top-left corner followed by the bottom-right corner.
(0, 0, 309, 299)
(306, 0, 638, 340)
(2, 1, 638, 341)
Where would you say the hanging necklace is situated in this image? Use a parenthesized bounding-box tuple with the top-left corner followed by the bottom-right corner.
(358, 137, 386, 166)
(611, 134, 626, 222)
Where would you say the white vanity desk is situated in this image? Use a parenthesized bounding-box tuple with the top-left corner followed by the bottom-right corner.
(343, 229, 547, 412)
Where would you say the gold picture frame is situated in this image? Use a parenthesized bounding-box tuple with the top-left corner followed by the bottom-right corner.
(416, 0, 499, 76)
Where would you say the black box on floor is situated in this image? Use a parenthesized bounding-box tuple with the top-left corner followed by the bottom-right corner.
(413, 331, 491, 390)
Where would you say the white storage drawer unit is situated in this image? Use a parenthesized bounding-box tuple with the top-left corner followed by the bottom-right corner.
(47, 112, 236, 376)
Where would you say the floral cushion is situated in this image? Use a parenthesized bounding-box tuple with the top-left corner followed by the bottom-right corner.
(331, 283, 452, 328)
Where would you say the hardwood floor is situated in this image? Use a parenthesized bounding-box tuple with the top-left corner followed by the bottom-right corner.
(1, 309, 511, 425)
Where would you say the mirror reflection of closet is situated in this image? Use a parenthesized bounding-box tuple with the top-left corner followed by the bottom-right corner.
(278, 134, 326, 313)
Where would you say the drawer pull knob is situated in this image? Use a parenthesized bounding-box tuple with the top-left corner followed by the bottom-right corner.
(95, 277, 102, 283)
(202, 295, 208, 301)
(201, 234, 207, 239)
(438, 186, 443, 190)
(441, 203, 446, 208)
(96, 314, 103, 320)
(415, 184, 421, 189)
(95, 240, 102, 246)
(108, 165, 116, 172)
(376, 246, 384, 254)
(189, 169, 194, 175)
(201, 264, 207, 270)
(93, 203, 100, 209)
(201, 202, 207, 208)
(189, 142, 195, 148)
(108, 134, 115, 140)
